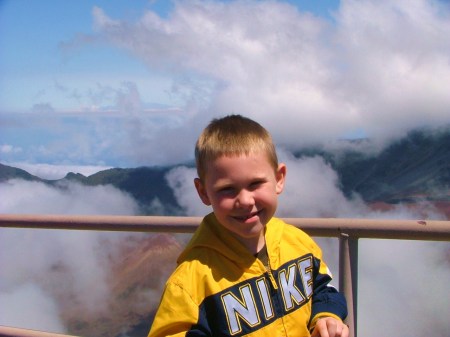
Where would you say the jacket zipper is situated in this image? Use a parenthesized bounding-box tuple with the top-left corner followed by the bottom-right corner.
(266, 258, 278, 290)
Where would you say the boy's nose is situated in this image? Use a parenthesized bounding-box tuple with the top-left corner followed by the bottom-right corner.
(235, 190, 255, 207)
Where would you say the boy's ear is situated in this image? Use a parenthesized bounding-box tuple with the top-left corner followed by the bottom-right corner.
(194, 178, 212, 206)
(275, 163, 286, 194)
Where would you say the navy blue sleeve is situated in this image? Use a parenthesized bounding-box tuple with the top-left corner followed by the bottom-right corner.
(310, 257, 348, 321)
(186, 305, 211, 337)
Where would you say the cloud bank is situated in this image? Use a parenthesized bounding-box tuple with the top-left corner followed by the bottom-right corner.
(87, 0, 450, 165)
(2, 0, 449, 168)
(0, 179, 139, 214)
(0, 179, 140, 333)
(165, 150, 446, 220)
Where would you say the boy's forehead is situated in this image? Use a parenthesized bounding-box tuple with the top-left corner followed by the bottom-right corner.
(204, 151, 276, 177)
(210, 150, 271, 164)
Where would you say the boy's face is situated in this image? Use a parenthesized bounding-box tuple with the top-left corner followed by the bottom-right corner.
(194, 151, 286, 253)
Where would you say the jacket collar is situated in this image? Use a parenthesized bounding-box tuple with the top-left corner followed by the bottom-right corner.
(177, 212, 284, 269)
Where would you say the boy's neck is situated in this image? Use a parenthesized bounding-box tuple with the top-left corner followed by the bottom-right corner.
(254, 244, 268, 265)
(236, 232, 266, 255)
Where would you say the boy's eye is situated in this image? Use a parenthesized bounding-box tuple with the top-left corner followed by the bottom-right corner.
(249, 180, 264, 189)
(217, 186, 235, 194)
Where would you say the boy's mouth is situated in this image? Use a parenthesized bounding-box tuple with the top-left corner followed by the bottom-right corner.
(232, 210, 262, 221)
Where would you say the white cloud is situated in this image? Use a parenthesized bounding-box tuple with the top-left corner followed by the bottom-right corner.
(87, 0, 450, 166)
(165, 165, 210, 216)
(276, 149, 445, 220)
(1, 144, 22, 154)
(358, 239, 450, 337)
(332, 0, 450, 139)
(277, 151, 369, 218)
(0, 226, 124, 333)
(0, 179, 141, 332)
(3, 0, 449, 167)
(0, 179, 139, 214)
(0, 283, 66, 333)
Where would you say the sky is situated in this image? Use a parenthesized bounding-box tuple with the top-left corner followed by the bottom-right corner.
(1, 1, 450, 336)
(1, 0, 449, 178)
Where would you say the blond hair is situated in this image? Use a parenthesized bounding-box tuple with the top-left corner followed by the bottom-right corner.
(195, 115, 278, 180)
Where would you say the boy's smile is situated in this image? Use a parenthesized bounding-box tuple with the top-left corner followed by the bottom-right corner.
(194, 151, 286, 253)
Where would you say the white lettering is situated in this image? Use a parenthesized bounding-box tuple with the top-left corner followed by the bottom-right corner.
(279, 264, 305, 310)
(221, 285, 260, 335)
(256, 278, 274, 319)
(299, 257, 313, 298)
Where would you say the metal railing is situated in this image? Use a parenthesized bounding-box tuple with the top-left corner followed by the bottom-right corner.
(1, 214, 449, 337)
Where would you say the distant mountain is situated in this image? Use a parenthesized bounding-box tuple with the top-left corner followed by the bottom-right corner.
(64, 166, 182, 215)
(0, 163, 44, 182)
(303, 128, 450, 203)
(0, 164, 182, 215)
(1, 127, 449, 214)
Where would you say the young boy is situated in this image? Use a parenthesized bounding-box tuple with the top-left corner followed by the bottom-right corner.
(148, 115, 348, 337)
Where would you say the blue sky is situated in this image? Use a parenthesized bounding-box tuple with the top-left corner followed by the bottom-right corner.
(1, 0, 450, 177)
(0, 0, 338, 112)
(0, 0, 168, 111)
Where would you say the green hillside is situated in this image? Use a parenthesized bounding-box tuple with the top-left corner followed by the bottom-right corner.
(66, 166, 182, 215)
(0, 163, 43, 182)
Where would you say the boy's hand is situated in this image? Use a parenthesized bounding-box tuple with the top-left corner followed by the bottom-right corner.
(310, 317, 349, 337)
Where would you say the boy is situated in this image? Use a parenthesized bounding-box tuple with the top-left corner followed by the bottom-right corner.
(148, 115, 348, 337)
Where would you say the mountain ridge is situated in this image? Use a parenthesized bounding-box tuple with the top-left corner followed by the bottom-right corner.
(2, 128, 449, 212)
(313, 128, 450, 203)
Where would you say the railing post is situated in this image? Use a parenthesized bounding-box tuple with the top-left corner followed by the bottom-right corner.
(339, 233, 358, 337)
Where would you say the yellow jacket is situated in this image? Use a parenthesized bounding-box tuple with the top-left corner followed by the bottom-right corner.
(148, 213, 347, 337)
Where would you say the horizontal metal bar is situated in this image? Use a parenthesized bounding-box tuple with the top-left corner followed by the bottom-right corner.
(0, 214, 449, 241)
(0, 326, 79, 337)
(286, 217, 450, 241)
(0, 214, 200, 233)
